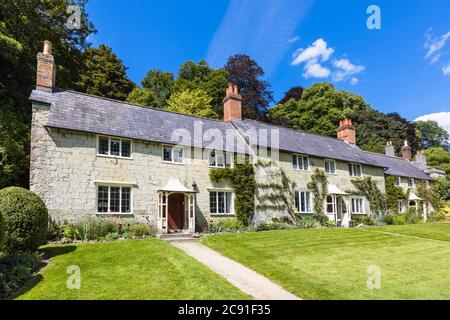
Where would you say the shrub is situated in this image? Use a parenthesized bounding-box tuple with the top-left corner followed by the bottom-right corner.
(0, 211, 4, 249)
(352, 215, 376, 226)
(130, 223, 155, 237)
(393, 215, 406, 225)
(0, 187, 48, 253)
(383, 215, 395, 225)
(0, 252, 41, 299)
(208, 218, 246, 233)
(63, 217, 117, 241)
(297, 216, 321, 229)
(405, 208, 420, 224)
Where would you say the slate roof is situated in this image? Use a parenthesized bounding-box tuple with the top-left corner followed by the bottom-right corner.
(29, 89, 249, 154)
(231, 119, 384, 167)
(29, 89, 432, 180)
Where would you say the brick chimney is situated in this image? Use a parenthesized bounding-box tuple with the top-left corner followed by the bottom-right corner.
(401, 140, 412, 161)
(36, 40, 56, 92)
(337, 118, 356, 144)
(223, 84, 242, 122)
(385, 141, 395, 157)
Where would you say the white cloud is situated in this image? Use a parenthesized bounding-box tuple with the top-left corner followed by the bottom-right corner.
(287, 36, 300, 44)
(443, 63, 450, 75)
(291, 38, 334, 65)
(350, 77, 359, 85)
(424, 28, 450, 63)
(303, 60, 331, 78)
(414, 112, 450, 141)
(332, 58, 365, 82)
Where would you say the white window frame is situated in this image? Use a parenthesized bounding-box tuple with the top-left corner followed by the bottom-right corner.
(209, 190, 234, 216)
(162, 145, 185, 164)
(293, 154, 310, 171)
(97, 135, 132, 159)
(407, 178, 415, 188)
(208, 150, 233, 168)
(349, 163, 363, 177)
(350, 197, 365, 214)
(324, 159, 337, 175)
(398, 200, 407, 213)
(295, 190, 313, 214)
(394, 176, 401, 186)
(96, 184, 133, 215)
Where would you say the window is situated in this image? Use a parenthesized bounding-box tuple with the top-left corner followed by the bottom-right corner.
(209, 150, 232, 168)
(295, 191, 313, 213)
(97, 186, 132, 214)
(325, 159, 336, 174)
(210, 191, 233, 215)
(97, 136, 132, 158)
(394, 176, 401, 186)
(349, 163, 362, 177)
(407, 178, 414, 187)
(293, 155, 310, 171)
(162, 145, 184, 164)
(398, 200, 406, 213)
(351, 198, 364, 214)
(326, 195, 336, 214)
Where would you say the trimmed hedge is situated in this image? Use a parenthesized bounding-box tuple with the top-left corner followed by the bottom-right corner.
(0, 187, 48, 253)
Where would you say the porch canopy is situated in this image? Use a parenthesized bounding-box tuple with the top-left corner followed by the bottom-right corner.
(158, 179, 196, 193)
(327, 184, 348, 195)
(408, 192, 422, 201)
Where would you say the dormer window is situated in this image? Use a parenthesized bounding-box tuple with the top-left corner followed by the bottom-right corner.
(97, 136, 131, 158)
(293, 155, 310, 171)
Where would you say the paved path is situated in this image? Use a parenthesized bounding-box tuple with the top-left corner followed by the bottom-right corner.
(172, 241, 301, 300)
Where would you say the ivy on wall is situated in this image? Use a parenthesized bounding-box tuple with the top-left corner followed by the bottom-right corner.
(385, 176, 409, 214)
(416, 180, 444, 213)
(209, 159, 255, 225)
(350, 177, 386, 217)
(307, 169, 328, 220)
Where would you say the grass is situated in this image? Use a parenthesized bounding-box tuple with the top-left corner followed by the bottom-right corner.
(15, 239, 249, 300)
(201, 223, 450, 300)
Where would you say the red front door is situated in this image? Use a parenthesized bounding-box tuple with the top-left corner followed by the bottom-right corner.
(168, 193, 185, 230)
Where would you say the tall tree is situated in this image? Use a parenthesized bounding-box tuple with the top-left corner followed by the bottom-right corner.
(126, 87, 159, 109)
(415, 120, 450, 150)
(77, 44, 135, 101)
(225, 55, 273, 120)
(166, 89, 218, 119)
(423, 147, 450, 175)
(172, 60, 228, 116)
(141, 69, 174, 107)
(278, 86, 304, 104)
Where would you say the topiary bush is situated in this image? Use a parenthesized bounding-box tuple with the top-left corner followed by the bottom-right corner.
(0, 187, 48, 254)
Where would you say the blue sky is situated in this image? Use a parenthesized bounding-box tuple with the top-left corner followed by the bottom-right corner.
(86, 0, 450, 131)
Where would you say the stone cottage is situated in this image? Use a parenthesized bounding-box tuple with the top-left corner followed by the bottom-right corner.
(29, 42, 444, 234)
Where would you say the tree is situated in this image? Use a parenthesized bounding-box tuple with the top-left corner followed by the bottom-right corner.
(278, 86, 304, 104)
(225, 55, 273, 120)
(423, 147, 450, 175)
(166, 89, 218, 119)
(172, 60, 228, 116)
(77, 44, 135, 101)
(415, 120, 450, 150)
(126, 87, 159, 108)
(141, 69, 174, 107)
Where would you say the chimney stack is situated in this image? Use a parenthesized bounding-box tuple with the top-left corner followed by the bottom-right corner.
(416, 151, 427, 165)
(385, 141, 395, 157)
(36, 40, 56, 92)
(401, 140, 412, 161)
(223, 83, 242, 122)
(337, 118, 356, 145)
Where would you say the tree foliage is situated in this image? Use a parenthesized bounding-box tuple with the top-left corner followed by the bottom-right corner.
(278, 86, 304, 104)
(167, 89, 218, 119)
(126, 87, 159, 108)
(415, 120, 450, 150)
(307, 169, 328, 219)
(141, 69, 174, 107)
(225, 54, 273, 120)
(351, 177, 386, 217)
(422, 147, 450, 174)
(77, 44, 135, 101)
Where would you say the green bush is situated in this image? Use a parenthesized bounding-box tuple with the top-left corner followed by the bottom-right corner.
(130, 224, 155, 237)
(405, 208, 420, 224)
(0, 187, 48, 253)
(63, 217, 117, 241)
(0, 252, 41, 299)
(298, 216, 321, 229)
(0, 211, 4, 249)
(393, 215, 406, 225)
(352, 215, 376, 226)
(383, 215, 395, 225)
(209, 218, 246, 233)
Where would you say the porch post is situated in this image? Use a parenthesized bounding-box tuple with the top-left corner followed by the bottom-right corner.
(423, 201, 427, 223)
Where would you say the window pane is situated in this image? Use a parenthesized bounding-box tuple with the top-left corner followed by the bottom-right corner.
(98, 186, 109, 213)
(110, 139, 120, 156)
(99, 138, 109, 155)
(293, 155, 298, 169)
(217, 153, 225, 167)
(209, 151, 216, 167)
(295, 192, 299, 212)
(303, 157, 309, 171)
(356, 165, 362, 176)
(226, 192, 232, 214)
(121, 140, 131, 157)
(163, 147, 172, 162)
(225, 153, 232, 168)
(330, 161, 336, 174)
(218, 192, 225, 214)
(121, 187, 131, 213)
(110, 187, 120, 212)
(325, 161, 330, 173)
(210, 192, 217, 214)
(305, 192, 311, 213)
(174, 148, 183, 163)
(349, 164, 353, 176)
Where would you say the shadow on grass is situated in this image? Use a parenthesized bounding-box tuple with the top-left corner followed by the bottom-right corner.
(9, 245, 77, 300)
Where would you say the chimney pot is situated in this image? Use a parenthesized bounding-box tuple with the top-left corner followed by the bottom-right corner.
(36, 40, 56, 92)
(43, 40, 52, 55)
(337, 118, 356, 145)
(223, 83, 242, 122)
(385, 141, 395, 157)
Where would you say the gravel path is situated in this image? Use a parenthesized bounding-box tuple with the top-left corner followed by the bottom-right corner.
(172, 241, 301, 300)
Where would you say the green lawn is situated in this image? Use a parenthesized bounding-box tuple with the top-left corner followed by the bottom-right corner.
(15, 239, 249, 300)
(369, 223, 450, 242)
(201, 223, 450, 300)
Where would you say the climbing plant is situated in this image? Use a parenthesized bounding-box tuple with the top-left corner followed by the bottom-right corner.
(385, 176, 408, 214)
(209, 158, 255, 225)
(307, 169, 328, 221)
(351, 177, 387, 217)
(254, 160, 297, 223)
(416, 180, 444, 213)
